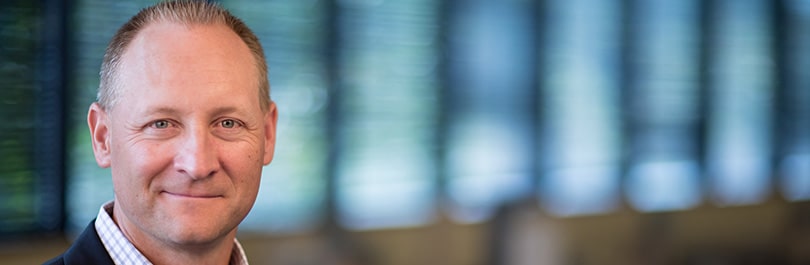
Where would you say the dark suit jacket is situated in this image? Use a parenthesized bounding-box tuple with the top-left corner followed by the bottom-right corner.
(43, 220, 115, 265)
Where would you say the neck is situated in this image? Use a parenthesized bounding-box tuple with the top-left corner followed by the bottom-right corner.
(149, 239, 235, 265)
(112, 205, 237, 265)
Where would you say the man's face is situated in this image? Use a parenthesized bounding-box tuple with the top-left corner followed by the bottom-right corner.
(89, 22, 276, 246)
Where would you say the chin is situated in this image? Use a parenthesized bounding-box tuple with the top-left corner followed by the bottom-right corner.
(160, 219, 236, 246)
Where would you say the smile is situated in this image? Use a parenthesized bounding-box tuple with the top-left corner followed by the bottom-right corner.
(162, 191, 222, 199)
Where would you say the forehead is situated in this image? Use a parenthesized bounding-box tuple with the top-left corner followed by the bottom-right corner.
(113, 21, 260, 113)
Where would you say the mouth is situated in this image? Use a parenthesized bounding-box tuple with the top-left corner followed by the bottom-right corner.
(162, 191, 222, 199)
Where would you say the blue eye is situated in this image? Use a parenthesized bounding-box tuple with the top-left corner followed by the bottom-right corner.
(221, 119, 236, 128)
(154, 120, 170, 128)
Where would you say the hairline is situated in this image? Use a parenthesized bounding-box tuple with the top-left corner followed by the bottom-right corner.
(98, 1, 270, 112)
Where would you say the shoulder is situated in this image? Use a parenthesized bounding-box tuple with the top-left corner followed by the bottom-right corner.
(42, 256, 65, 265)
(43, 220, 115, 265)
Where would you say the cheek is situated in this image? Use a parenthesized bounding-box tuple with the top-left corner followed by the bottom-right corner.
(221, 143, 263, 187)
(224, 137, 264, 165)
(110, 140, 174, 191)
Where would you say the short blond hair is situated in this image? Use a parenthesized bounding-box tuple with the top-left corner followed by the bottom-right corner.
(98, 0, 270, 111)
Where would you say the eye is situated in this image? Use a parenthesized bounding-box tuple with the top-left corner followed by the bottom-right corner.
(153, 120, 170, 129)
(220, 119, 238, 128)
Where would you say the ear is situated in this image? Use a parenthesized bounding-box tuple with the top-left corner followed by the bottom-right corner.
(88, 103, 112, 168)
(262, 101, 279, 165)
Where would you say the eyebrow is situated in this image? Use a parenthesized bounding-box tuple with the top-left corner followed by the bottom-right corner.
(210, 106, 251, 118)
(146, 107, 183, 116)
(143, 106, 249, 118)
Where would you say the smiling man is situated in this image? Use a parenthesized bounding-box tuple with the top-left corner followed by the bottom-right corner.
(46, 1, 277, 264)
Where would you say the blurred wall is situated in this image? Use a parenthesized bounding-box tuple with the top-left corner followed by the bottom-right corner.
(2, 0, 810, 264)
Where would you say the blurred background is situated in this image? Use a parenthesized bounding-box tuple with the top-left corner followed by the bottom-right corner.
(1, 0, 810, 264)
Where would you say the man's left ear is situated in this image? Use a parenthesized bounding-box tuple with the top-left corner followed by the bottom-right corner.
(262, 101, 278, 165)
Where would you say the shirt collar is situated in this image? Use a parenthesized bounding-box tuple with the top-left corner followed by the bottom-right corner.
(95, 201, 249, 265)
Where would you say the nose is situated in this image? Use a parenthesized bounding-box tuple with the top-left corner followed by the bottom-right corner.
(174, 126, 220, 180)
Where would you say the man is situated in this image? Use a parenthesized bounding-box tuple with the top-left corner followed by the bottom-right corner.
(46, 1, 277, 264)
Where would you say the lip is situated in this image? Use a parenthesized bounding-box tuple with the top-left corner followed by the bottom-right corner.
(162, 191, 222, 199)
